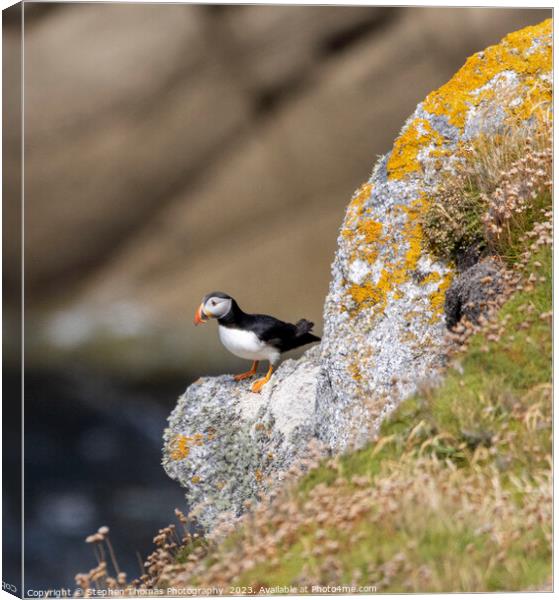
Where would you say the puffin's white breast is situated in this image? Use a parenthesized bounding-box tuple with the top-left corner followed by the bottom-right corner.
(218, 326, 279, 363)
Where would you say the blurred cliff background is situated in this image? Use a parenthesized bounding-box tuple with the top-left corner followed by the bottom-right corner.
(2, 2, 550, 591)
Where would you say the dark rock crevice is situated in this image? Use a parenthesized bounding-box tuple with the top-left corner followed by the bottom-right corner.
(444, 258, 504, 330)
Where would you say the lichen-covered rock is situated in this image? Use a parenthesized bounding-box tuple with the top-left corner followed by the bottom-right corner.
(444, 259, 504, 329)
(163, 20, 552, 523)
(317, 19, 552, 451)
(162, 346, 320, 529)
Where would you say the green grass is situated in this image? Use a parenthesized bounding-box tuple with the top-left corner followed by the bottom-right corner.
(421, 183, 487, 266)
(496, 191, 552, 266)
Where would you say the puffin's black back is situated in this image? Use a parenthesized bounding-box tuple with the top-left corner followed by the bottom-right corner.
(253, 316, 320, 352)
(218, 300, 320, 353)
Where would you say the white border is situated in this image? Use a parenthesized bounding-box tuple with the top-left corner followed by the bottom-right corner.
(0, 1, 555, 599)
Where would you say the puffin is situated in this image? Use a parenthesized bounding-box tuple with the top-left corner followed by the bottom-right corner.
(194, 292, 321, 393)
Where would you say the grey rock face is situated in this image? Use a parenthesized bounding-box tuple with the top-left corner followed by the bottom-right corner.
(316, 20, 551, 452)
(162, 346, 320, 529)
(316, 157, 452, 452)
(444, 259, 504, 330)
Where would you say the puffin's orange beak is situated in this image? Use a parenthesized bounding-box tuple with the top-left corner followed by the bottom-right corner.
(194, 304, 207, 326)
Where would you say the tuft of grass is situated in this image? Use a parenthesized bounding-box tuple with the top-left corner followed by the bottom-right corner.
(421, 179, 486, 267)
(460, 113, 550, 197)
(422, 113, 551, 268)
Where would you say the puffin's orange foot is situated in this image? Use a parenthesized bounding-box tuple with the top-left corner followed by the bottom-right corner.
(234, 361, 259, 381)
(250, 378, 268, 393)
(250, 365, 274, 393)
(234, 371, 256, 381)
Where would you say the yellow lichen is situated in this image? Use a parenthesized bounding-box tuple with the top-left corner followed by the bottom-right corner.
(344, 183, 373, 230)
(386, 20, 551, 181)
(348, 218, 384, 263)
(348, 360, 363, 382)
(404, 224, 423, 271)
(387, 118, 445, 180)
(420, 271, 442, 286)
(169, 433, 205, 461)
(350, 182, 373, 211)
(341, 19, 553, 318)
(347, 282, 384, 310)
(422, 19, 551, 130)
(429, 146, 452, 172)
(255, 469, 263, 482)
(347, 196, 430, 314)
(355, 219, 383, 246)
(170, 435, 191, 461)
(191, 475, 201, 484)
(429, 271, 454, 313)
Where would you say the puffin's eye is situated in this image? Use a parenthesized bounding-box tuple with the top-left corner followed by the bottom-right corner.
(211, 300, 217, 306)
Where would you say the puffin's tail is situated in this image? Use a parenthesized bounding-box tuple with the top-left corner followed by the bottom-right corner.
(295, 318, 316, 335)
(294, 319, 321, 346)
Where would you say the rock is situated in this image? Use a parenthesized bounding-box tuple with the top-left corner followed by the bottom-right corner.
(162, 19, 552, 526)
(444, 259, 504, 329)
(162, 346, 320, 529)
(317, 19, 552, 451)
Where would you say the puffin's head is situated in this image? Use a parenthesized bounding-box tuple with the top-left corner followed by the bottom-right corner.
(194, 292, 233, 325)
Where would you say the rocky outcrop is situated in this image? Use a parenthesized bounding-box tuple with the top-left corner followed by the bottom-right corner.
(317, 19, 552, 451)
(162, 20, 552, 526)
(163, 347, 320, 529)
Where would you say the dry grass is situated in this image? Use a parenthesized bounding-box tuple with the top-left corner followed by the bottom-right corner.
(162, 424, 551, 592)
(75, 527, 132, 593)
(461, 111, 551, 198)
(480, 135, 551, 261)
(422, 112, 551, 268)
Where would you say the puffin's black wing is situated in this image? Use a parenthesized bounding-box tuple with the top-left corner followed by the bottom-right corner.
(243, 314, 320, 353)
(245, 314, 296, 345)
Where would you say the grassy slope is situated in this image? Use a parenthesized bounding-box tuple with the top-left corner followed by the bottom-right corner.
(176, 247, 551, 593)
